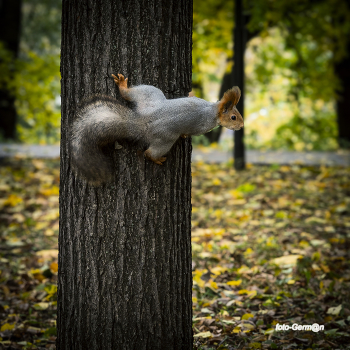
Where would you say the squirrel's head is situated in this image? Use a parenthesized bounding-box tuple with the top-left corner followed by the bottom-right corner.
(217, 87, 244, 131)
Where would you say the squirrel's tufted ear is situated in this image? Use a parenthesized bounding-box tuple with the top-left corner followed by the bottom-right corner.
(222, 86, 241, 106)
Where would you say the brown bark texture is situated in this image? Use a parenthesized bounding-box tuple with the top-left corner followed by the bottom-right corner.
(58, 1, 193, 349)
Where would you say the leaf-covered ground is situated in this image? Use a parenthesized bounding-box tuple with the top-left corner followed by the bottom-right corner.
(0, 159, 349, 349)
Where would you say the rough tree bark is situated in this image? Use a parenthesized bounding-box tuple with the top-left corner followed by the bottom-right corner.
(58, 1, 193, 349)
(0, 0, 21, 140)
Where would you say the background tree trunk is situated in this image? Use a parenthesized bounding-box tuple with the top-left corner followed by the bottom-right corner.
(0, 0, 21, 140)
(203, 71, 232, 144)
(58, 1, 193, 349)
(335, 39, 350, 149)
(233, 0, 246, 170)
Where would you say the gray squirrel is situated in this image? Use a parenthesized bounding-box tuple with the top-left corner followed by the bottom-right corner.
(71, 74, 244, 185)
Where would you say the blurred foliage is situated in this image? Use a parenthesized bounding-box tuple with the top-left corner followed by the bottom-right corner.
(193, 0, 350, 151)
(20, 0, 61, 56)
(0, 0, 61, 144)
(192, 0, 234, 98)
(244, 0, 350, 151)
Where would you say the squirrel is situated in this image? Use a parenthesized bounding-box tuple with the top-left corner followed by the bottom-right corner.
(70, 74, 243, 185)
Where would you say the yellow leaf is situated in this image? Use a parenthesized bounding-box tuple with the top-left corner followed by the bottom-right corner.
(50, 262, 58, 273)
(32, 159, 45, 169)
(35, 222, 47, 230)
(245, 248, 254, 255)
(192, 297, 197, 303)
(193, 331, 212, 338)
(35, 249, 58, 259)
(211, 266, 227, 276)
(275, 211, 287, 219)
(299, 240, 309, 248)
(44, 229, 55, 237)
(229, 189, 244, 199)
(0, 323, 15, 332)
(210, 281, 218, 289)
(248, 290, 257, 298)
(312, 251, 321, 261)
(193, 274, 205, 288)
(214, 209, 224, 218)
(4, 194, 23, 207)
(327, 305, 342, 316)
(320, 264, 330, 273)
(242, 313, 254, 320)
(264, 328, 275, 335)
(40, 185, 59, 196)
(44, 285, 57, 296)
(238, 289, 249, 295)
(232, 326, 241, 333)
(33, 302, 50, 310)
(270, 255, 302, 266)
(280, 166, 290, 172)
(287, 279, 295, 285)
(227, 279, 242, 286)
(33, 273, 45, 282)
(237, 265, 250, 274)
(212, 178, 221, 186)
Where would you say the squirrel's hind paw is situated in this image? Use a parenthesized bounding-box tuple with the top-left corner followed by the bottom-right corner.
(112, 73, 128, 89)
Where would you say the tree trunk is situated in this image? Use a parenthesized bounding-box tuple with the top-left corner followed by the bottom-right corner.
(0, 0, 21, 140)
(335, 39, 350, 149)
(233, 0, 246, 170)
(57, 1, 193, 349)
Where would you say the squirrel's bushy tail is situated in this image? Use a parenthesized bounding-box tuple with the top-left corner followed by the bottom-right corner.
(70, 95, 137, 186)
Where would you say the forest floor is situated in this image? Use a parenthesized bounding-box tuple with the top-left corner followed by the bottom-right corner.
(0, 159, 349, 349)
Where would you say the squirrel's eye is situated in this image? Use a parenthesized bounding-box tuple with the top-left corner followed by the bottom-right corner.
(231, 115, 237, 121)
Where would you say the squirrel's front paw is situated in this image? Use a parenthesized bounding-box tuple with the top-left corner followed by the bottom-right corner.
(154, 157, 167, 165)
(112, 73, 128, 89)
(144, 149, 167, 165)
